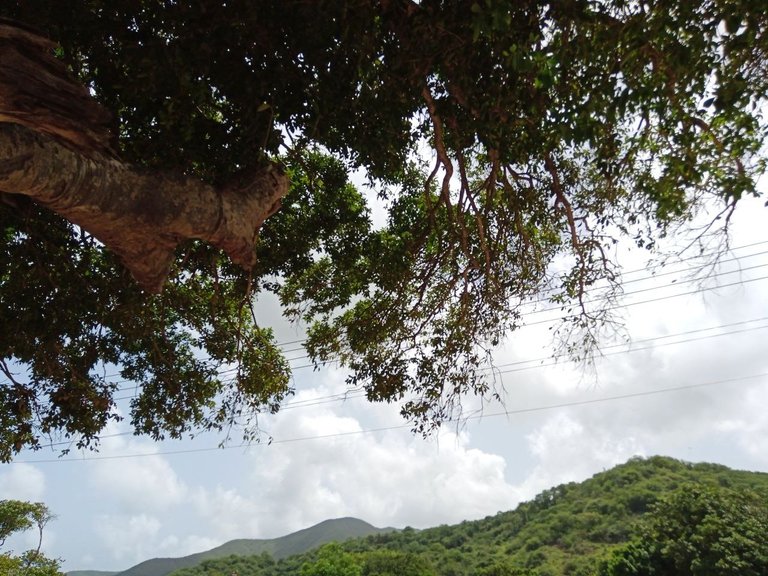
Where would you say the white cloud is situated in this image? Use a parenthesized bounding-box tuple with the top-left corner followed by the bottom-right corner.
(88, 453, 188, 512)
(85, 425, 189, 512)
(0, 463, 45, 501)
(189, 485, 265, 542)
(713, 384, 768, 465)
(155, 533, 222, 559)
(0, 465, 49, 554)
(96, 513, 162, 563)
(75, 384, 526, 568)
(88, 475, 251, 567)
(242, 396, 521, 536)
(515, 412, 645, 499)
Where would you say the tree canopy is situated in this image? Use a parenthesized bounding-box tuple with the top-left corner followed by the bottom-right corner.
(0, 0, 766, 459)
(0, 500, 62, 576)
(599, 484, 768, 576)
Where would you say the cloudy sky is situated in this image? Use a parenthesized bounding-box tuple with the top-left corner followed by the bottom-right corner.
(1, 192, 767, 573)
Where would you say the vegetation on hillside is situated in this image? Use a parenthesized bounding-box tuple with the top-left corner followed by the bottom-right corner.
(598, 483, 768, 576)
(112, 518, 390, 576)
(165, 456, 768, 576)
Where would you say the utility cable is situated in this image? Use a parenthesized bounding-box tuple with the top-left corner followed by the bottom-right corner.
(34, 318, 768, 450)
(211, 319, 768, 410)
(102, 245, 768, 387)
(9, 372, 767, 464)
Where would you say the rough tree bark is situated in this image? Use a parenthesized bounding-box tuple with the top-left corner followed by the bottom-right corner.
(0, 20, 288, 293)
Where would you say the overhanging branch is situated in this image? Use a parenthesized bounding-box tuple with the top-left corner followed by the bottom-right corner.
(0, 123, 287, 292)
(0, 19, 288, 293)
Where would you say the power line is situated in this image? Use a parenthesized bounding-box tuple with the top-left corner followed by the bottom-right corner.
(8, 371, 767, 464)
(286, 273, 768, 373)
(52, 239, 768, 385)
(512, 247, 768, 313)
(102, 243, 768, 387)
(13, 245, 767, 391)
(494, 323, 768, 376)
(214, 317, 768, 409)
(523, 274, 768, 328)
(76, 315, 765, 461)
(271, 243, 768, 354)
(22, 315, 768, 451)
(277, 256, 768, 366)
(273, 261, 768, 366)
(104, 269, 768, 397)
(490, 316, 768, 370)
(524, 260, 768, 318)
(596, 239, 768, 279)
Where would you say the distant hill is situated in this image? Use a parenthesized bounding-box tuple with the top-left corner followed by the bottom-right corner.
(74, 517, 391, 576)
(163, 456, 768, 576)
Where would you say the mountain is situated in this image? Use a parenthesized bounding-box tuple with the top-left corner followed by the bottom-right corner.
(68, 517, 391, 576)
(162, 456, 768, 576)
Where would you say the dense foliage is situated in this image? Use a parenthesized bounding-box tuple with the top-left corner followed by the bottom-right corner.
(163, 457, 768, 576)
(599, 484, 768, 576)
(1, 1, 767, 456)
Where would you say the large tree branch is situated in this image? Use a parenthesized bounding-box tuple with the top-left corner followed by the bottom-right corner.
(0, 123, 287, 292)
(0, 19, 288, 293)
(0, 19, 115, 157)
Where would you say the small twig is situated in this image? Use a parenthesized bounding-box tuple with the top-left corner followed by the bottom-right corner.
(0, 358, 22, 386)
(544, 153, 580, 251)
(456, 150, 493, 276)
(544, 152, 590, 313)
(689, 116, 746, 179)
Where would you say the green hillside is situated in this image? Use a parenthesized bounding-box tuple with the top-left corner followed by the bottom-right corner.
(166, 456, 768, 576)
(77, 518, 390, 576)
(67, 572, 118, 576)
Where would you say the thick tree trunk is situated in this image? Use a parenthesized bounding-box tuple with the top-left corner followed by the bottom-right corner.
(0, 20, 288, 293)
(0, 123, 287, 292)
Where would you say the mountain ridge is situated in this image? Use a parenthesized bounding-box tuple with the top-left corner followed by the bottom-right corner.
(156, 456, 768, 576)
(69, 456, 768, 576)
(67, 517, 393, 576)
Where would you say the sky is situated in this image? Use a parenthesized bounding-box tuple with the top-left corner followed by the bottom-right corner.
(1, 192, 768, 573)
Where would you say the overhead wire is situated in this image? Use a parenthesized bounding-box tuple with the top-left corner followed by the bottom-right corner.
(265, 241, 768, 354)
(522, 274, 768, 328)
(253, 256, 768, 369)
(109, 313, 768, 403)
(101, 242, 768, 389)
(5, 241, 767, 453)
(66, 268, 768, 399)
(33, 315, 768, 450)
(177, 317, 768, 408)
(92, 239, 768, 387)
(9, 371, 768, 464)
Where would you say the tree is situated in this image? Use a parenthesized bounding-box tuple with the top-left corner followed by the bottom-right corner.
(361, 550, 436, 576)
(477, 564, 538, 576)
(0, 500, 63, 576)
(598, 484, 768, 576)
(0, 1, 766, 459)
(300, 543, 362, 576)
